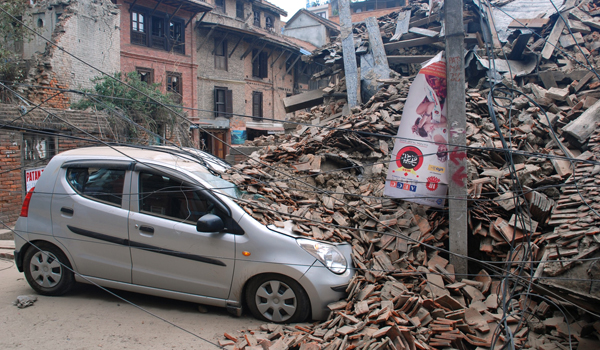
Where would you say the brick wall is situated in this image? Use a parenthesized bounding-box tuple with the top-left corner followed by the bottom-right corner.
(0, 131, 23, 226)
(117, 0, 198, 118)
(23, 0, 121, 107)
(0, 103, 126, 227)
(196, 28, 247, 123)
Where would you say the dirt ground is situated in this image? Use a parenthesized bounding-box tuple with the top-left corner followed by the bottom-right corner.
(0, 258, 264, 349)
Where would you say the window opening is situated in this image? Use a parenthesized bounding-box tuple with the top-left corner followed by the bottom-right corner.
(136, 67, 154, 84)
(252, 91, 263, 120)
(253, 9, 260, 27)
(215, 0, 225, 13)
(167, 72, 182, 104)
(214, 87, 232, 118)
(23, 133, 55, 166)
(66, 167, 126, 206)
(130, 8, 185, 54)
(265, 16, 273, 29)
(139, 172, 214, 223)
(214, 38, 228, 70)
(252, 50, 268, 78)
(236, 1, 244, 19)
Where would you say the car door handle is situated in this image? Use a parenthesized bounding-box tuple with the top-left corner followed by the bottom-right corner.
(61, 207, 74, 215)
(138, 225, 154, 234)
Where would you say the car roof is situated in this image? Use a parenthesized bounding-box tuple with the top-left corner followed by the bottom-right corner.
(57, 146, 224, 174)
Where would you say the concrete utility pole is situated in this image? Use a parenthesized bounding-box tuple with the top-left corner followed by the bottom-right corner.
(445, 0, 468, 275)
(338, 0, 359, 108)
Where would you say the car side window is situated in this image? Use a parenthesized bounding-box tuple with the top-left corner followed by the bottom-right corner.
(139, 171, 214, 223)
(66, 167, 126, 206)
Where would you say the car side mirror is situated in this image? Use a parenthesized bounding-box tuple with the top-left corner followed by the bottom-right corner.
(196, 214, 225, 232)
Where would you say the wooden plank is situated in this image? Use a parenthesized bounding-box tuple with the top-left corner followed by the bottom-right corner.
(283, 89, 324, 113)
(390, 10, 411, 41)
(542, 0, 577, 59)
(559, 32, 584, 48)
(541, 19, 566, 59)
(575, 71, 595, 92)
(508, 18, 549, 28)
(384, 36, 440, 51)
(563, 99, 600, 144)
(387, 55, 436, 64)
(507, 32, 533, 61)
(408, 14, 440, 28)
(408, 27, 439, 37)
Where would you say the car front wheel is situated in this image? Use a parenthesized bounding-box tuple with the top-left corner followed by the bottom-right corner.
(246, 274, 310, 323)
(23, 243, 74, 296)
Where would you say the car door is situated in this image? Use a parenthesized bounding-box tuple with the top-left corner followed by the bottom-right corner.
(51, 160, 133, 283)
(128, 166, 236, 298)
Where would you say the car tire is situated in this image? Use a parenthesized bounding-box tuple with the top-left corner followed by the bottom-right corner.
(245, 274, 310, 323)
(23, 243, 74, 296)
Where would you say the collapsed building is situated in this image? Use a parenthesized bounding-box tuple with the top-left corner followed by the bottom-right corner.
(215, 0, 600, 349)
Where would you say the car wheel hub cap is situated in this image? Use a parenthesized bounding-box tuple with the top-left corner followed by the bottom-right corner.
(30, 251, 62, 288)
(255, 280, 297, 322)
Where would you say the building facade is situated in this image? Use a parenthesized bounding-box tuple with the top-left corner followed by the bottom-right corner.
(319, 0, 407, 24)
(194, 0, 314, 158)
(284, 9, 340, 48)
(21, 0, 121, 108)
(115, 0, 213, 121)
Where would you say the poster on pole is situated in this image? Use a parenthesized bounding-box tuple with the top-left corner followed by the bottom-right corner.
(384, 52, 448, 208)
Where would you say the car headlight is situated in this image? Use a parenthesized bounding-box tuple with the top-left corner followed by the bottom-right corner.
(297, 239, 347, 274)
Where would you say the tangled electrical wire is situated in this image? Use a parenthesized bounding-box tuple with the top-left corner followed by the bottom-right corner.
(1, 0, 600, 349)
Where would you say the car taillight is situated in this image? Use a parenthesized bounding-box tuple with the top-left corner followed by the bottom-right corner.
(20, 187, 35, 217)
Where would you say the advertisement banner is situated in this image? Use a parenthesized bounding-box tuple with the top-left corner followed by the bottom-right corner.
(231, 129, 247, 145)
(25, 167, 45, 192)
(384, 52, 448, 208)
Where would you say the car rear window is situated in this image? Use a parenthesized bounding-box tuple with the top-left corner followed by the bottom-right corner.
(66, 167, 126, 206)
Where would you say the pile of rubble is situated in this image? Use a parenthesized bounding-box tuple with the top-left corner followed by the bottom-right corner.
(222, 0, 600, 349)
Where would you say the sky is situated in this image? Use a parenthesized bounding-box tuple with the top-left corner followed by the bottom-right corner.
(269, 0, 309, 21)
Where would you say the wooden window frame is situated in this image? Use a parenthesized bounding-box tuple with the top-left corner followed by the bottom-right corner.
(136, 67, 154, 84)
(214, 86, 233, 118)
(253, 9, 261, 27)
(215, 0, 226, 13)
(131, 11, 147, 45)
(130, 7, 185, 54)
(166, 72, 183, 104)
(265, 15, 274, 29)
(252, 50, 269, 79)
(236, 1, 244, 19)
(252, 91, 263, 120)
(214, 38, 228, 71)
(169, 19, 185, 54)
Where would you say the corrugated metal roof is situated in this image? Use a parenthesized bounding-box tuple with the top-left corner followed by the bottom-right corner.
(482, 0, 565, 42)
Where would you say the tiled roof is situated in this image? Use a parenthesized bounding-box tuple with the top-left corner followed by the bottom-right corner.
(252, 0, 287, 17)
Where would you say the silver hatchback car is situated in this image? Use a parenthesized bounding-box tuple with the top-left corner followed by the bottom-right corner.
(13, 146, 353, 323)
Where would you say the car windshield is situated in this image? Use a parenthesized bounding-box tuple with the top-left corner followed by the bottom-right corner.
(192, 171, 243, 199)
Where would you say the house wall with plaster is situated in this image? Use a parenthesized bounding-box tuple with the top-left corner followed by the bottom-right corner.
(23, 0, 121, 107)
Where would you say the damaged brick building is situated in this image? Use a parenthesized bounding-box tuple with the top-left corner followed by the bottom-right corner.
(22, 0, 121, 108)
(0, 0, 316, 224)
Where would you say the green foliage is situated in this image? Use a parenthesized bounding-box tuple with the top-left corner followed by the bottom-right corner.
(72, 71, 183, 137)
(0, 0, 29, 81)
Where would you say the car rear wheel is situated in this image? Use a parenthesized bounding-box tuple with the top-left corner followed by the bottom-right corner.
(246, 274, 310, 323)
(23, 243, 74, 296)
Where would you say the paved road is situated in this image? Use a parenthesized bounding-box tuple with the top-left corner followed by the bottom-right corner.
(0, 258, 263, 349)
